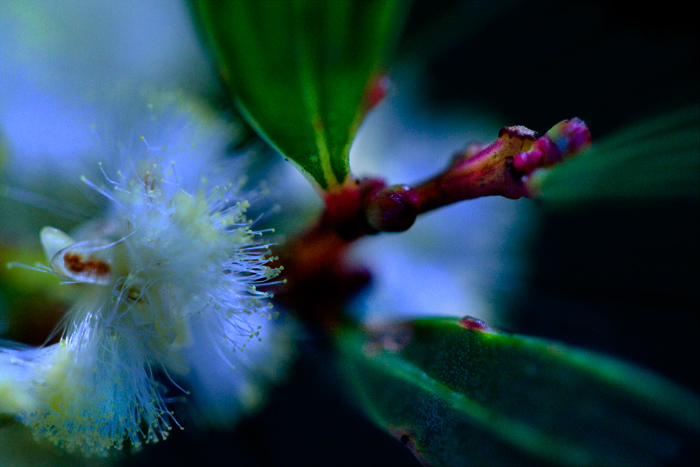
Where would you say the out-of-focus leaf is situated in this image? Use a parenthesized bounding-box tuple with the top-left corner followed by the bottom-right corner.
(0, 247, 68, 345)
(190, 0, 404, 191)
(538, 106, 700, 206)
(336, 317, 700, 466)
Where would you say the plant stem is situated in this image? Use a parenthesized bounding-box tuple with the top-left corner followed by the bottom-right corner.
(271, 119, 591, 328)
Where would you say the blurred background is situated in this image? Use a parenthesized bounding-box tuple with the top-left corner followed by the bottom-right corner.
(1, 1, 698, 465)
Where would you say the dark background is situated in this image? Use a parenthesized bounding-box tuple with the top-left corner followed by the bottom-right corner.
(128, 2, 699, 466)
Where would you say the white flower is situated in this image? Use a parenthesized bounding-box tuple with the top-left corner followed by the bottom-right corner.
(0, 91, 284, 456)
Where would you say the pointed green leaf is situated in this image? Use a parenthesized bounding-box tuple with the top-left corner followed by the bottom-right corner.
(337, 317, 700, 466)
(191, 0, 404, 191)
(538, 106, 700, 206)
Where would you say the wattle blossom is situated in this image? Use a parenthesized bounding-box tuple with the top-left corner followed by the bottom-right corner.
(0, 91, 286, 456)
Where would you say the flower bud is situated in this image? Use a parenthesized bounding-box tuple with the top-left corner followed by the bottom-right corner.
(365, 185, 419, 233)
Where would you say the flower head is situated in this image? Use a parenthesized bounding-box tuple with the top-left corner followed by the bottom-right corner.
(0, 91, 283, 456)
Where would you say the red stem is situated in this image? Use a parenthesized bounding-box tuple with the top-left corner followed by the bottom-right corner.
(271, 118, 591, 328)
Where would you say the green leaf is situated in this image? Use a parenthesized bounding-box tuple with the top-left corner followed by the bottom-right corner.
(538, 106, 700, 207)
(190, 0, 404, 191)
(336, 317, 700, 466)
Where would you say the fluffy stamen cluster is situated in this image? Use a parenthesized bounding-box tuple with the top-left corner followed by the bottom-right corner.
(1, 153, 281, 456)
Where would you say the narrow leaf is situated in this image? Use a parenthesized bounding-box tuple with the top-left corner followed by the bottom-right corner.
(191, 0, 404, 191)
(337, 317, 700, 466)
(537, 106, 700, 206)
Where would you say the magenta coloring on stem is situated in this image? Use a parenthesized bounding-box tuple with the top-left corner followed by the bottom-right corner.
(458, 316, 492, 332)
